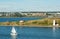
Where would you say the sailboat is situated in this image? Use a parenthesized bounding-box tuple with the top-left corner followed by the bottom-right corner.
(11, 27, 17, 36)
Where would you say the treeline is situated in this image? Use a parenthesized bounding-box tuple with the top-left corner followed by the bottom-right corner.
(0, 12, 47, 17)
(0, 12, 26, 17)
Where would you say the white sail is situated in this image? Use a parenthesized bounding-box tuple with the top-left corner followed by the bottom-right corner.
(53, 20, 55, 26)
(11, 27, 16, 33)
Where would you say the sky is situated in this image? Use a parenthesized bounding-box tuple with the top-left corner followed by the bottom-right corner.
(0, 0, 60, 12)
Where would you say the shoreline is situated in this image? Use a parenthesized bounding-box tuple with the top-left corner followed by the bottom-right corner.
(0, 17, 60, 27)
(0, 17, 42, 18)
(0, 25, 60, 27)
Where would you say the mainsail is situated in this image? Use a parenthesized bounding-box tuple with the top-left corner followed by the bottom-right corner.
(11, 27, 16, 33)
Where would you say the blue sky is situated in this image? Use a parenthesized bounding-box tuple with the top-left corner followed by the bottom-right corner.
(0, 0, 60, 12)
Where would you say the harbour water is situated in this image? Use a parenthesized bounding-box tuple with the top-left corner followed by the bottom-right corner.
(0, 17, 42, 22)
(0, 26, 60, 39)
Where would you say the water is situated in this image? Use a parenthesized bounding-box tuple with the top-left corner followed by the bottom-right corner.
(0, 26, 60, 39)
(0, 17, 42, 22)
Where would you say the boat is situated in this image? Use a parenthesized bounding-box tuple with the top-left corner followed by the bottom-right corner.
(10, 27, 17, 36)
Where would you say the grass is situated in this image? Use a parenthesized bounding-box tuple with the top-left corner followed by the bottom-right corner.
(0, 17, 60, 27)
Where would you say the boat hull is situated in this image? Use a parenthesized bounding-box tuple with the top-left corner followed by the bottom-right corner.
(11, 33, 17, 36)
